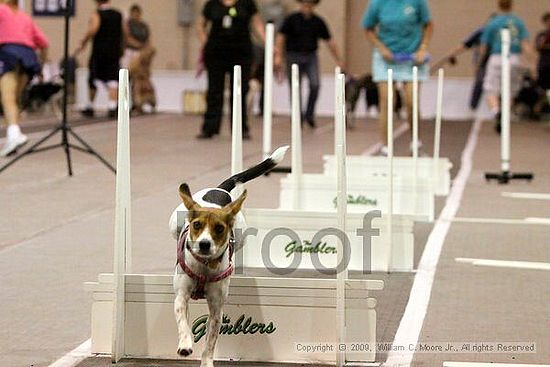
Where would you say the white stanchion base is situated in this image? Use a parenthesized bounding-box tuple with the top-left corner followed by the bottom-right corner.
(323, 155, 453, 197)
(243, 209, 415, 272)
(85, 274, 383, 364)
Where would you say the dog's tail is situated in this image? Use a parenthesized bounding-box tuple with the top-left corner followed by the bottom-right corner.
(218, 146, 289, 193)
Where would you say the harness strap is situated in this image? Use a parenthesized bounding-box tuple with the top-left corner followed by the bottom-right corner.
(176, 227, 234, 300)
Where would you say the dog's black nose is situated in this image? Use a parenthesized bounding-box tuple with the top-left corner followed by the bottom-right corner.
(199, 240, 211, 253)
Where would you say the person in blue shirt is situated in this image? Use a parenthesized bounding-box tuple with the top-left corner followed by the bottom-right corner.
(363, 0, 433, 156)
(480, 0, 535, 133)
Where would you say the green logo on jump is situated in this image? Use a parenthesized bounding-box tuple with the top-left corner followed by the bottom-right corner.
(192, 314, 277, 343)
(285, 240, 337, 258)
(333, 195, 378, 208)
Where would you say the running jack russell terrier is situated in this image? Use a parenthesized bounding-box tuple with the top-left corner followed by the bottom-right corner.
(169, 146, 289, 367)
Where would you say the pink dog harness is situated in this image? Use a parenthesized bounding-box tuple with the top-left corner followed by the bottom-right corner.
(177, 227, 234, 300)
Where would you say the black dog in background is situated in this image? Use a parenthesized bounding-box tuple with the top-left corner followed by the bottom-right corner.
(21, 83, 62, 112)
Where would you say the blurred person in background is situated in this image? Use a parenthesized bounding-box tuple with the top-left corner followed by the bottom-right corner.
(75, 0, 124, 119)
(534, 12, 550, 117)
(0, 0, 49, 157)
(275, 0, 344, 129)
(123, 4, 156, 114)
(363, 0, 433, 156)
(480, 0, 535, 133)
(431, 14, 496, 111)
(196, 0, 265, 140)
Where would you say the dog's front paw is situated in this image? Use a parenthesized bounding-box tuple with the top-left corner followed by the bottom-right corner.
(177, 347, 193, 357)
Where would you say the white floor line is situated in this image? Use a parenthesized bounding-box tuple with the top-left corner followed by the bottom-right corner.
(502, 192, 550, 201)
(444, 362, 550, 367)
(384, 118, 483, 367)
(361, 123, 409, 156)
(455, 257, 550, 271)
(47, 339, 91, 367)
(449, 217, 550, 226)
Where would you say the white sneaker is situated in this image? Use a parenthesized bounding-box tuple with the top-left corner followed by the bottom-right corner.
(410, 140, 429, 156)
(374, 145, 389, 157)
(1, 133, 28, 157)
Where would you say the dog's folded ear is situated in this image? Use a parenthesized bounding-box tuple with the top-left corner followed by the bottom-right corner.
(179, 183, 200, 211)
(224, 189, 247, 216)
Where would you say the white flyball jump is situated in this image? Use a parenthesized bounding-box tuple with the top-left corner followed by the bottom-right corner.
(279, 68, 435, 222)
(86, 67, 384, 365)
(322, 68, 452, 197)
(485, 29, 534, 184)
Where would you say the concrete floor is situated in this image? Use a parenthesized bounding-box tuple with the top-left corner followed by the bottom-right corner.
(1, 111, 549, 367)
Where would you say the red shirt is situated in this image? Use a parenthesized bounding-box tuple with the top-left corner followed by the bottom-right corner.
(0, 4, 48, 49)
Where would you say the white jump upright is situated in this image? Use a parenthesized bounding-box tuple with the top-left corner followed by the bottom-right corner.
(501, 29, 511, 174)
(412, 66, 419, 160)
(334, 66, 341, 150)
(433, 68, 444, 188)
(112, 69, 132, 363)
(485, 29, 534, 183)
(232, 66, 244, 201)
(262, 23, 275, 160)
(291, 64, 302, 210)
(387, 69, 394, 273)
(335, 72, 347, 367)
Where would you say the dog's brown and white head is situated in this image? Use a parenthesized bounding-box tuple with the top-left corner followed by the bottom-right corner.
(179, 183, 247, 261)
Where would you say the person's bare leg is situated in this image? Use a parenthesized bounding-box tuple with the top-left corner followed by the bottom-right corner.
(377, 82, 388, 144)
(1, 71, 28, 156)
(107, 83, 118, 117)
(486, 94, 499, 114)
(1, 71, 21, 126)
(108, 87, 118, 104)
(402, 82, 414, 135)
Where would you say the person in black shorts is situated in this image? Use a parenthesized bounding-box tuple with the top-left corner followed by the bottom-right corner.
(75, 0, 124, 119)
(275, 0, 343, 128)
(431, 14, 496, 110)
(197, 0, 266, 140)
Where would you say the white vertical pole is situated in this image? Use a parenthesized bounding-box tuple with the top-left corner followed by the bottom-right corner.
(387, 69, 394, 273)
(231, 66, 244, 197)
(501, 29, 511, 173)
(412, 66, 419, 160)
(112, 69, 131, 363)
(335, 73, 347, 367)
(412, 66, 419, 215)
(263, 23, 275, 160)
(334, 67, 342, 154)
(433, 69, 444, 189)
(291, 64, 302, 210)
(232, 66, 244, 176)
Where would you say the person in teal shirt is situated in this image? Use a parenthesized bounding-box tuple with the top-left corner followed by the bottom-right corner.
(480, 0, 535, 133)
(363, 0, 433, 156)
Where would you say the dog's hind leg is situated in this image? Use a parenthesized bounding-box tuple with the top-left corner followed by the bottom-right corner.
(174, 288, 193, 357)
(201, 288, 226, 367)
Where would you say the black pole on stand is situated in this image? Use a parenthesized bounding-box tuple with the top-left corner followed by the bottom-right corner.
(0, 0, 115, 175)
